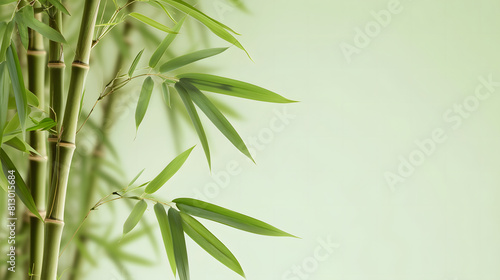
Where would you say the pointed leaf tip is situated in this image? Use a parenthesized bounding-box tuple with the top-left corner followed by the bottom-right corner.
(154, 203, 177, 275)
(168, 208, 190, 280)
(177, 73, 296, 103)
(144, 146, 195, 194)
(173, 198, 295, 237)
(181, 213, 245, 277)
(180, 81, 253, 162)
(175, 83, 211, 169)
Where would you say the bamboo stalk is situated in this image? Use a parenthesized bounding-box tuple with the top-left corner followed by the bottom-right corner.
(26, 6, 47, 280)
(41, 1, 101, 279)
(47, 7, 65, 177)
(69, 14, 134, 279)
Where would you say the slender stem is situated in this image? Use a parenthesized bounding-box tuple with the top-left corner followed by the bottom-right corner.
(26, 5, 47, 280)
(41, 1, 101, 279)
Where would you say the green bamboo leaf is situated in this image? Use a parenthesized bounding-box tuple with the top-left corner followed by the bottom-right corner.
(47, 0, 71, 16)
(178, 73, 296, 103)
(0, 0, 16, 5)
(14, 16, 29, 50)
(180, 213, 244, 277)
(160, 48, 228, 73)
(0, 62, 9, 145)
(26, 89, 40, 107)
(151, 0, 177, 23)
(168, 207, 189, 280)
(127, 168, 145, 187)
(18, 6, 66, 43)
(123, 200, 148, 234)
(174, 198, 296, 237)
(144, 145, 194, 194)
(154, 203, 177, 275)
(5, 137, 38, 154)
(129, 13, 176, 33)
(0, 21, 14, 61)
(160, 0, 245, 53)
(2, 113, 20, 142)
(0, 149, 42, 220)
(181, 81, 253, 162)
(135, 77, 154, 131)
(161, 81, 171, 108)
(175, 83, 211, 168)
(27, 117, 56, 132)
(128, 49, 144, 77)
(149, 17, 185, 68)
(6, 45, 28, 133)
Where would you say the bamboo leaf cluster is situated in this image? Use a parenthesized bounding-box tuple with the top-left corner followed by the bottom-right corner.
(0, 1, 297, 279)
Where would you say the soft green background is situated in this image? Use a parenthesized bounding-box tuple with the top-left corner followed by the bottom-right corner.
(87, 0, 500, 279)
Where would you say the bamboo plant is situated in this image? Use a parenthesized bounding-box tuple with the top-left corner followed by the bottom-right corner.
(0, 0, 297, 279)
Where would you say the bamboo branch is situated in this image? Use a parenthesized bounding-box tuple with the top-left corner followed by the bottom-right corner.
(41, 1, 101, 279)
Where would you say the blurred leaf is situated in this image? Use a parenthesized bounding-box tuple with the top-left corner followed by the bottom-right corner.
(0, 0, 16, 5)
(161, 81, 171, 108)
(135, 76, 154, 131)
(160, 47, 227, 73)
(0, 149, 43, 220)
(144, 145, 194, 194)
(47, 0, 71, 16)
(149, 17, 185, 68)
(178, 73, 296, 103)
(26, 89, 39, 107)
(74, 237, 97, 266)
(84, 117, 120, 160)
(161, 0, 246, 53)
(175, 83, 211, 168)
(17, 6, 66, 43)
(129, 13, 176, 33)
(123, 200, 148, 234)
(27, 117, 56, 132)
(174, 198, 296, 237)
(154, 203, 176, 275)
(0, 62, 8, 144)
(128, 49, 144, 77)
(227, 0, 248, 12)
(114, 250, 155, 265)
(97, 169, 124, 189)
(169, 207, 189, 280)
(14, 16, 28, 50)
(0, 165, 6, 192)
(0, 21, 13, 61)
(5, 136, 39, 155)
(6, 45, 28, 134)
(2, 113, 20, 142)
(180, 81, 253, 162)
(180, 212, 244, 277)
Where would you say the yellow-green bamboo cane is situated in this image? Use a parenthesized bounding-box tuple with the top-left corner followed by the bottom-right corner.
(26, 7, 47, 280)
(69, 14, 134, 279)
(41, 1, 101, 279)
(47, 7, 65, 177)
